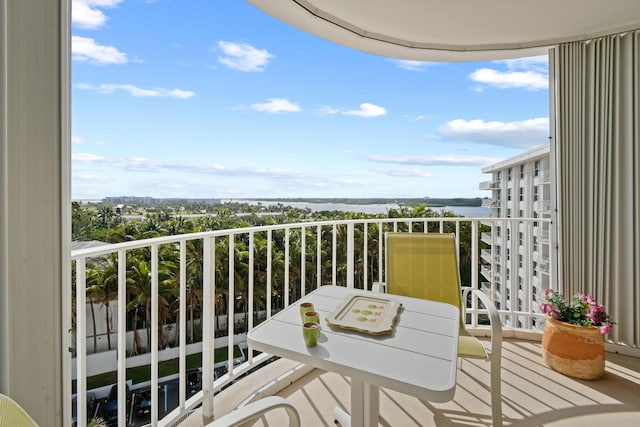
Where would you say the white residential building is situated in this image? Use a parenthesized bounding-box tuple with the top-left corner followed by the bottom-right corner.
(479, 144, 552, 329)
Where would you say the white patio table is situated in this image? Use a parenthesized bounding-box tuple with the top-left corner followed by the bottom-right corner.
(247, 285, 459, 427)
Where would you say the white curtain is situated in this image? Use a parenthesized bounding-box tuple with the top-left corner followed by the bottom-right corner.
(554, 30, 640, 348)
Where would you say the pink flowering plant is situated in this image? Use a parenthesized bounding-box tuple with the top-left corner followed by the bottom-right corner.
(541, 289, 615, 335)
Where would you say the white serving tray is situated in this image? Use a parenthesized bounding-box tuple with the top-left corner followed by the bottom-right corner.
(325, 294, 402, 335)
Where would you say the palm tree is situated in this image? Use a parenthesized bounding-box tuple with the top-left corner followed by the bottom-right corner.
(185, 238, 204, 342)
(127, 254, 179, 352)
(86, 254, 119, 351)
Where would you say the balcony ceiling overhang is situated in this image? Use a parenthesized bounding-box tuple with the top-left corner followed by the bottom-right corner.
(247, 0, 640, 61)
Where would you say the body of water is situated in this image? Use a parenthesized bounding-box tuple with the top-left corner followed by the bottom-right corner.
(229, 200, 491, 218)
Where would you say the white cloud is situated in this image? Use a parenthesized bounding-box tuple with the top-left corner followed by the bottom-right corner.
(469, 68, 548, 90)
(73, 153, 107, 162)
(72, 0, 122, 30)
(75, 174, 111, 181)
(344, 103, 387, 118)
(439, 117, 550, 148)
(499, 55, 548, 72)
(469, 55, 549, 90)
(250, 98, 301, 113)
(376, 167, 433, 177)
(390, 59, 438, 71)
(72, 36, 127, 65)
(217, 41, 274, 72)
(316, 105, 341, 115)
(77, 83, 195, 98)
(72, 135, 106, 145)
(366, 154, 502, 166)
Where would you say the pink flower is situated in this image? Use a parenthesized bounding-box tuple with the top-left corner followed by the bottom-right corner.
(600, 322, 612, 335)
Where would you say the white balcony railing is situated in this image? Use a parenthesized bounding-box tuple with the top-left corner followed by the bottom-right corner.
(69, 217, 552, 426)
(534, 199, 551, 213)
(479, 180, 501, 191)
(534, 169, 551, 184)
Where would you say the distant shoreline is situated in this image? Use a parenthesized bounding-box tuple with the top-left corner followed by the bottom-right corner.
(224, 197, 482, 207)
(227, 199, 490, 217)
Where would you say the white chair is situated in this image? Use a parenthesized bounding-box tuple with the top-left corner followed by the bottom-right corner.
(375, 232, 503, 427)
(207, 396, 301, 427)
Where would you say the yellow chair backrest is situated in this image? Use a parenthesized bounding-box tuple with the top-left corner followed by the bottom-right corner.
(0, 394, 39, 427)
(385, 231, 471, 333)
(386, 232, 462, 306)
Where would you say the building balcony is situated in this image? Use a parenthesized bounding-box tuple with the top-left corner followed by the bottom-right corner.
(479, 180, 501, 191)
(68, 217, 638, 426)
(533, 226, 551, 242)
(479, 180, 492, 190)
(534, 199, 552, 213)
(534, 169, 552, 185)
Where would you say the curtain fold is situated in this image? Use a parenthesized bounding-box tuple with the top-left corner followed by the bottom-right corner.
(556, 30, 639, 348)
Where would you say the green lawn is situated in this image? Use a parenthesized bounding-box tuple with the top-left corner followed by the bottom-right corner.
(75, 346, 243, 392)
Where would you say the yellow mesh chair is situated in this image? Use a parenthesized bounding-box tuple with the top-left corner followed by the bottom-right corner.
(0, 394, 39, 427)
(377, 232, 503, 427)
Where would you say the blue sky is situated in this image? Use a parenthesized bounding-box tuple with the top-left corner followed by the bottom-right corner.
(71, 0, 550, 201)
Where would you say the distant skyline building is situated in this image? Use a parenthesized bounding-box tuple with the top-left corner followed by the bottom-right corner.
(479, 144, 552, 329)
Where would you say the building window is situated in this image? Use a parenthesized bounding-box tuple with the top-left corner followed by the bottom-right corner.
(519, 232, 524, 246)
(520, 164, 524, 179)
(533, 186, 539, 201)
(507, 188, 512, 201)
(534, 160, 540, 176)
(518, 277, 523, 290)
(519, 254, 523, 268)
(508, 168, 512, 181)
(519, 187, 524, 201)
(507, 208, 512, 218)
(506, 268, 510, 279)
(533, 236, 539, 252)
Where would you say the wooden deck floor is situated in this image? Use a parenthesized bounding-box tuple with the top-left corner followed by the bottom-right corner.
(183, 338, 640, 426)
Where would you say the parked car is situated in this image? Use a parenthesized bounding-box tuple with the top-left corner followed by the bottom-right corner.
(104, 384, 131, 426)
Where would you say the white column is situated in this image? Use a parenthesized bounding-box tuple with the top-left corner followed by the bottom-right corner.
(0, 0, 69, 424)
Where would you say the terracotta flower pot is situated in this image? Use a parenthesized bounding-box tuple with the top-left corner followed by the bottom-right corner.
(541, 315, 605, 380)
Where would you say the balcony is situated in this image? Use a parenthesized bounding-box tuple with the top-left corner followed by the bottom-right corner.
(534, 169, 551, 185)
(534, 199, 551, 213)
(479, 180, 501, 191)
(481, 199, 502, 209)
(178, 338, 640, 426)
(68, 217, 639, 426)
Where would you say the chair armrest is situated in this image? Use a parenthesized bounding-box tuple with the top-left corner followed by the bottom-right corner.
(207, 396, 300, 427)
(372, 282, 386, 293)
(462, 288, 502, 360)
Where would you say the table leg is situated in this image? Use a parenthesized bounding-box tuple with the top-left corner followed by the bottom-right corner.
(333, 379, 379, 427)
(364, 382, 379, 426)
